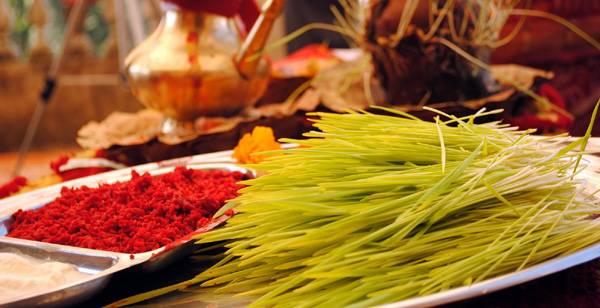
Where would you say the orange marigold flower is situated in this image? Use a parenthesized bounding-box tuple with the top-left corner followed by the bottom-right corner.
(233, 126, 281, 164)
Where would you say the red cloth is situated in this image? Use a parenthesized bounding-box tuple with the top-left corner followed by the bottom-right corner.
(0, 177, 27, 199)
(50, 151, 115, 182)
(57, 168, 114, 182)
(507, 83, 573, 131)
(163, 0, 260, 31)
(538, 84, 567, 109)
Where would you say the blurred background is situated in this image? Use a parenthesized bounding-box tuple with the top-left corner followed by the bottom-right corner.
(0, 0, 285, 153)
(0, 0, 599, 182)
(0, 0, 287, 181)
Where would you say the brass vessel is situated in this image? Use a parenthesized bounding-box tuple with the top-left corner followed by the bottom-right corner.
(125, 0, 284, 139)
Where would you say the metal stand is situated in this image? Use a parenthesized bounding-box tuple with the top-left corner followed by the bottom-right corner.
(12, 0, 151, 176)
(13, 0, 86, 177)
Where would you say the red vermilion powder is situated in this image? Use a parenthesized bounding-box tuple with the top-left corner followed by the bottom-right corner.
(8, 167, 246, 254)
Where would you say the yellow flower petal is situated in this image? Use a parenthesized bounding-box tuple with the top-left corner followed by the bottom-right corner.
(233, 126, 281, 164)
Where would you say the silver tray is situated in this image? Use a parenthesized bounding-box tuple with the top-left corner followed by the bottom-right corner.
(0, 150, 249, 307)
(135, 155, 600, 308)
(3, 150, 600, 308)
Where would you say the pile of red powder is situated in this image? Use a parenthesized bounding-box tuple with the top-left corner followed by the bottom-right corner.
(8, 167, 246, 254)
